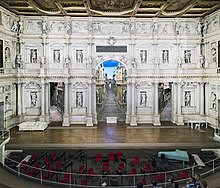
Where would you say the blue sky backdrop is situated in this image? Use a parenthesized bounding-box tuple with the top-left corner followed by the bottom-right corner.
(102, 60, 121, 79)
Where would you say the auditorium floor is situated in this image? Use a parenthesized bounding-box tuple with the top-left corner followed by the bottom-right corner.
(6, 122, 219, 150)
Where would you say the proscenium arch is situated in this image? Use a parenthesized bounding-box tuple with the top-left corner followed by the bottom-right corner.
(94, 59, 129, 123)
(94, 59, 129, 78)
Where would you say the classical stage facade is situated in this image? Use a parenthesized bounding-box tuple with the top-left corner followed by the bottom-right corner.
(0, 6, 220, 128)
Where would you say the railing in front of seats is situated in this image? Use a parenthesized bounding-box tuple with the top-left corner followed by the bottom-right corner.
(0, 129, 10, 144)
(2, 154, 220, 188)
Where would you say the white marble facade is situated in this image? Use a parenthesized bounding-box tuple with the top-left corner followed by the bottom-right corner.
(1, 6, 220, 128)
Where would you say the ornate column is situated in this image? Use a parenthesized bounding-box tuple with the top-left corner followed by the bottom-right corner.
(205, 83, 209, 115)
(21, 83, 25, 115)
(171, 83, 177, 123)
(154, 82, 161, 126)
(126, 80, 131, 124)
(63, 79, 69, 126)
(17, 83, 22, 116)
(86, 81, 93, 126)
(130, 79, 137, 126)
(40, 79, 45, 122)
(91, 80, 97, 124)
(200, 82, 205, 115)
(45, 83, 50, 123)
(177, 82, 184, 125)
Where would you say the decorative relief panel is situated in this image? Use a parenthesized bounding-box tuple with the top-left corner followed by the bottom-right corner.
(158, 22, 173, 34)
(25, 20, 42, 34)
(3, 13, 10, 30)
(209, 14, 219, 32)
(48, 21, 65, 34)
(179, 21, 196, 34)
(135, 22, 151, 35)
(93, 21, 130, 35)
(72, 21, 88, 34)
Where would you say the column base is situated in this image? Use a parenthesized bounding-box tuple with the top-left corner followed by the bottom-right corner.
(177, 115, 184, 126)
(39, 116, 45, 122)
(86, 116, 93, 126)
(92, 113, 98, 125)
(154, 115, 161, 126)
(130, 115, 137, 126)
(62, 116, 69, 126)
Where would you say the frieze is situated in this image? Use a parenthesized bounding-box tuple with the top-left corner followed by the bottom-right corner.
(135, 82, 152, 88)
(25, 19, 42, 34)
(48, 21, 65, 34)
(135, 22, 151, 35)
(93, 21, 130, 35)
(70, 82, 88, 89)
(72, 21, 88, 34)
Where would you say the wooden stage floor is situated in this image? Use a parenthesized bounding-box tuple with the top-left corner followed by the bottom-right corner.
(6, 122, 219, 150)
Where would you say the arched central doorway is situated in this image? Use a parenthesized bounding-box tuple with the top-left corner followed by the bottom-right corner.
(95, 60, 127, 123)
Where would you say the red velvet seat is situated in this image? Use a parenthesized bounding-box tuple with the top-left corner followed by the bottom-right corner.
(33, 163, 40, 174)
(178, 169, 188, 179)
(79, 165, 86, 174)
(60, 173, 71, 183)
(109, 152, 115, 161)
(131, 155, 140, 166)
(50, 152, 57, 161)
(155, 172, 165, 183)
(56, 160, 64, 171)
(142, 177, 147, 185)
(48, 164, 55, 177)
(20, 161, 28, 171)
(117, 152, 123, 160)
(95, 152, 102, 164)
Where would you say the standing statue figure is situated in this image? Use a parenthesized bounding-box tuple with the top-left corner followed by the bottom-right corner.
(140, 92, 147, 106)
(185, 91, 191, 106)
(42, 20, 48, 34)
(199, 55, 205, 68)
(76, 92, 83, 107)
(151, 22, 158, 35)
(197, 21, 202, 35)
(11, 20, 18, 32)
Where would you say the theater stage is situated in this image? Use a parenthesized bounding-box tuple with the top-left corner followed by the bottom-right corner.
(5, 122, 219, 150)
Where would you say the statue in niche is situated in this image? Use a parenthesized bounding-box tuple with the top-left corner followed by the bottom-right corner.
(15, 54, 22, 68)
(76, 50, 83, 63)
(40, 56, 46, 68)
(211, 92, 216, 109)
(5, 94, 11, 110)
(140, 50, 147, 63)
(162, 50, 169, 63)
(30, 49, 37, 63)
(64, 57, 70, 68)
(140, 92, 147, 107)
(211, 47, 217, 63)
(199, 55, 205, 68)
(54, 50, 60, 63)
(184, 50, 191, 63)
(76, 92, 83, 107)
(184, 91, 191, 106)
(30, 92, 37, 107)
(5, 47, 11, 62)
(177, 56, 182, 68)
